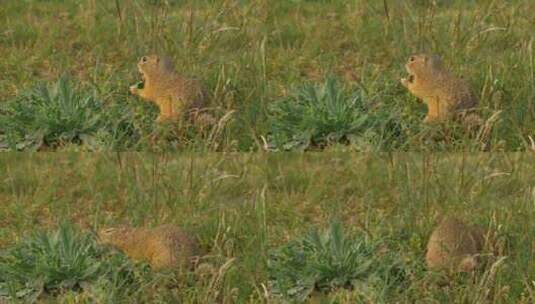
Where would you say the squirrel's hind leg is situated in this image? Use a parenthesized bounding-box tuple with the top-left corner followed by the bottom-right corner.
(155, 98, 177, 122)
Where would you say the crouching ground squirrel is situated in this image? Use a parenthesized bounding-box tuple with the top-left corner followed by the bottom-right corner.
(425, 217, 485, 272)
(401, 54, 479, 124)
(129, 55, 209, 123)
(98, 224, 200, 271)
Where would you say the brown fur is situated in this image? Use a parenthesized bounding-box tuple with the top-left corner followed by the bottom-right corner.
(401, 54, 479, 123)
(426, 217, 485, 272)
(98, 224, 199, 270)
(129, 55, 208, 123)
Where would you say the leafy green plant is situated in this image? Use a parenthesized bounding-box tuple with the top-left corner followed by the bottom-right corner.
(0, 77, 156, 151)
(268, 221, 406, 302)
(0, 223, 148, 302)
(267, 77, 402, 151)
(0, 77, 108, 150)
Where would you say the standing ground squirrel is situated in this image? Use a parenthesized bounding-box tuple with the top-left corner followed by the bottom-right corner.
(129, 55, 208, 123)
(401, 54, 479, 123)
(425, 217, 485, 272)
(98, 224, 200, 270)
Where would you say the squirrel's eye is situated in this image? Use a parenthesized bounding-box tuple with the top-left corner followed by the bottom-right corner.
(409, 56, 415, 62)
(141, 56, 148, 63)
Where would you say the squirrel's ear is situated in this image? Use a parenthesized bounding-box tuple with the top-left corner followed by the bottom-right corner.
(430, 55, 443, 67)
(156, 56, 160, 63)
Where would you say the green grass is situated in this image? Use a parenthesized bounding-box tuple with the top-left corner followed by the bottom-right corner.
(0, 153, 534, 303)
(0, 0, 533, 151)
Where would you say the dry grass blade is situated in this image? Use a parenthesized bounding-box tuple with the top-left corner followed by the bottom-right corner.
(471, 256, 508, 303)
(528, 136, 535, 152)
(476, 110, 502, 146)
(202, 258, 236, 303)
(207, 110, 235, 150)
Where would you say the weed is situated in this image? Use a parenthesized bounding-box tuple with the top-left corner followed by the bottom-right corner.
(0, 223, 148, 302)
(0, 77, 108, 150)
(268, 221, 406, 302)
(267, 77, 402, 151)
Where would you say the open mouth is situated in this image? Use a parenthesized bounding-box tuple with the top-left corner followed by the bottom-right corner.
(134, 65, 145, 89)
(135, 80, 144, 89)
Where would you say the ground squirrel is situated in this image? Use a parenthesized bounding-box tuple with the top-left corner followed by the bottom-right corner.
(129, 55, 208, 123)
(98, 224, 199, 270)
(401, 54, 479, 123)
(425, 217, 485, 272)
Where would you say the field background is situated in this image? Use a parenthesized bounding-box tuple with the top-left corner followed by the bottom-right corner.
(1, 0, 535, 301)
(1, 153, 535, 303)
(1, 0, 534, 151)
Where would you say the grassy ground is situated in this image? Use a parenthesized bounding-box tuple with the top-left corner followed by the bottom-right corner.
(1, 0, 534, 151)
(1, 153, 535, 303)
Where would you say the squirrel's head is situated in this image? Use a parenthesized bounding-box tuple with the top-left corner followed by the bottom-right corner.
(97, 227, 131, 246)
(405, 54, 443, 77)
(137, 55, 175, 77)
(458, 255, 479, 272)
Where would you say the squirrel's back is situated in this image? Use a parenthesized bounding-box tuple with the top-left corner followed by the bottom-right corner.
(98, 224, 199, 270)
(425, 217, 484, 272)
(145, 72, 207, 109)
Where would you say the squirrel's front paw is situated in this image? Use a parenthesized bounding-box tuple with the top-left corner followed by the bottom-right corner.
(129, 85, 138, 95)
(155, 115, 173, 123)
(129, 81, 144, 95)
(401, 75, 414, 88)
(423, 116, 441, 124)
